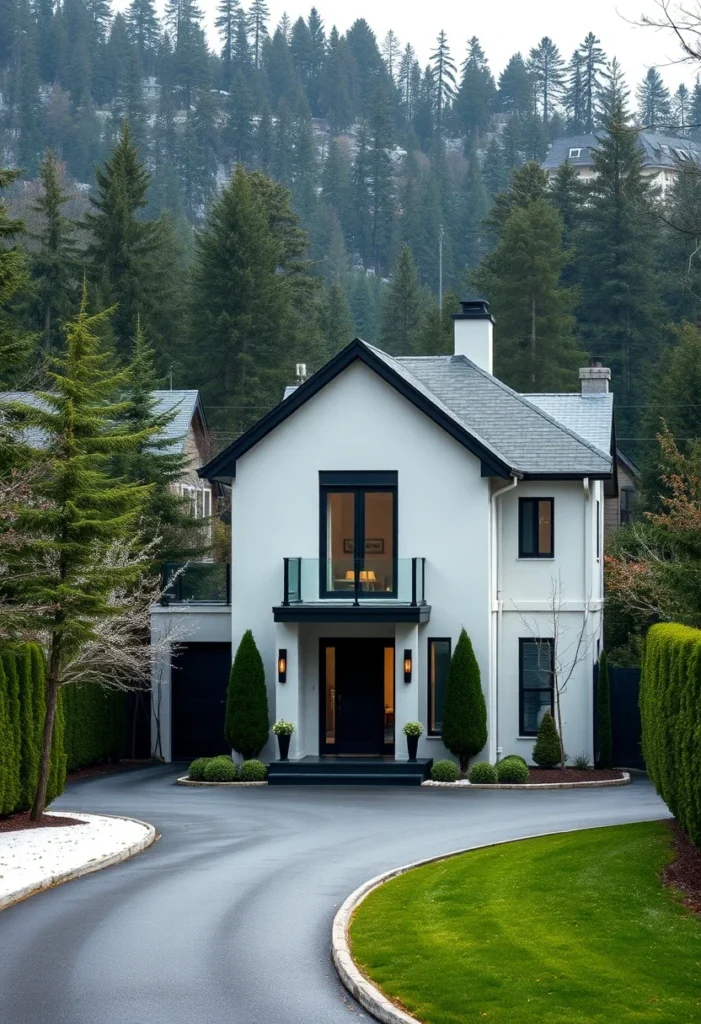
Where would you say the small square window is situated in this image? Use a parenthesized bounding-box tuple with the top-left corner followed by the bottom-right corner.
(568, 147, 582, 159)
(519, 498, 554, 558)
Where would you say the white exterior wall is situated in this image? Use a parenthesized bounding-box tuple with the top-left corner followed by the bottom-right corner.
(231, 360, 492, 763)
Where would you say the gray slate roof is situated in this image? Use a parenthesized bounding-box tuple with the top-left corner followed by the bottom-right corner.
(525, 392, 613, 457)
(542, 131, 701, 171)
(151, 390, 202, 453)
(386, 351, 611, 476)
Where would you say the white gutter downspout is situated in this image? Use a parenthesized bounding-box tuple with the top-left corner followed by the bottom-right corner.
(583, 477, 590, 606)
(490, 474, 519, 762)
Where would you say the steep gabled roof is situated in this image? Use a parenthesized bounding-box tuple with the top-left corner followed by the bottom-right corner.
(525, 392, 613, 457)
(199, 339, 613, 484)
(151, 390, 207, 454)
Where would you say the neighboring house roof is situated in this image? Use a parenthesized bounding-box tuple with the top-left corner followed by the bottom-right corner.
(616, 447, 641, 480)
(542, 131, 701, 171)
(200, 338, 613, 484)
(151, 390, 207, 454)
(1, 390, 206, 455)
(525, 392, 613, 457)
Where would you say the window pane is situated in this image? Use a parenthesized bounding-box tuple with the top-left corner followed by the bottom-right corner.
(521, 640, 553, 689)
(325, 646, 336, 744)
(537, 500, 552, 555)
(429, 639, 451, 733)
(363, 491, 394, 593)
(522, 690, 553, 734)
(384, 647, 394, 745)
(326, 492, 355, 592)
(520, 500, 535, 555)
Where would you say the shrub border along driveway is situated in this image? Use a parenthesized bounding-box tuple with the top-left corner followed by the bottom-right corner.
(424, 772, 631, 790)
(0, 812, 156, 912)
(332, 823, 637, 1024)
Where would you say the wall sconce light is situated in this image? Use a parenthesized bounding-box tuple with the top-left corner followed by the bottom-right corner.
(278, 649, 287, 683)
(403, 649, 412, 683)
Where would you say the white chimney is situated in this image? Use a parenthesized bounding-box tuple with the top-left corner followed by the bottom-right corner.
(452, 300, 493, 373)
(579, 359, 611, 395)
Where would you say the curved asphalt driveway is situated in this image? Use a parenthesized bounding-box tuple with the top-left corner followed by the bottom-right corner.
(0, 767, 668, 1024)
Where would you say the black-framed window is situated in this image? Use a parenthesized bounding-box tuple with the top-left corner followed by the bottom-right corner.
(518, 498, 554, 558)
(620, 488, 634, 526)
(428, 638, 451, 736)
(519, 638, 554, 736)
(596, 499, 601, 559)
(319, 472, 397, 598)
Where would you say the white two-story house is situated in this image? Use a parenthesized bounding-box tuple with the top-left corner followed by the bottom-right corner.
(151, 301, 614, 777)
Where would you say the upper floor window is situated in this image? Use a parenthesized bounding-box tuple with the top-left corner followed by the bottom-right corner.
(180, 483, 211, 519)
(518, 498, 554, 558)
(568, 147, 582, 159)
(620, 488, 634, 526)
(319, 471, 397, 598)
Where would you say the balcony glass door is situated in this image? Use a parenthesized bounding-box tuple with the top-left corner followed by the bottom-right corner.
(321, 484, 396, 598)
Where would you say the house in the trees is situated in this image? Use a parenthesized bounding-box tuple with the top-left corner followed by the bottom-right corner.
(542, 131, 701, 194)
(151, 302, 616, 781)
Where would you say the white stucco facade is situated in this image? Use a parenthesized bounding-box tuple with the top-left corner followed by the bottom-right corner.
(151, 347, 607, 767)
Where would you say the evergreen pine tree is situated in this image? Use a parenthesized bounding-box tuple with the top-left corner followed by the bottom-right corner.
(2, 291, 153, 819)
(216, 0, 240, 89)
(225, 630, 269, 759)
(474, 198, 582, 391)
(532, 710, 561, 767)
(578, 32, 606, 132)
(527, 36, 565, 127)
(441, 628, 487, 772)
(378, 245, 423, 354)
(564, 51, 585, 133)
(454, 37, 495, 141)
(29, 150, 79, 353)
(429, 30, 457, 141)
(125, 0, 160, 74)
(412, 292, 460, 356)
(456, 146, 492, 273)
(0, 650, 21, 813)
(0, 167, 31, 385)
(637, 67, 672, 131)
(226, 70, 255, 165)
(321, 279, 354, 356)
(0, 659, 10, 813)
(595, 57, 629, 124)
(246, 0, 269, 70)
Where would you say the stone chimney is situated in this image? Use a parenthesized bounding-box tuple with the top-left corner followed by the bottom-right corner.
(452, 299, 494, 374)
(579, 358, 611, 395)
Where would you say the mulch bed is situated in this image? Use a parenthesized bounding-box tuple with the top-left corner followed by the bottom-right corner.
(662, 820, 701, 914)
(526, 768, 626, 783)
(0, 811, 85, 833)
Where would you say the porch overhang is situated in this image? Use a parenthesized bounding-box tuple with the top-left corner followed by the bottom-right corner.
(272, 603, 432, 624)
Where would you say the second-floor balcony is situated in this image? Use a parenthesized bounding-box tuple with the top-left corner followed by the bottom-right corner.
(160, 562, 231, 605)
(274, 557, 430, 623)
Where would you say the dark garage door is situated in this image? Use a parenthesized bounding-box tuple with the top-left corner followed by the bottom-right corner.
(171, 642, 231, 760)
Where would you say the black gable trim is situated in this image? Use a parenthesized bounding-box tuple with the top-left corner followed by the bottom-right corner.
(198, 339, 513, 482)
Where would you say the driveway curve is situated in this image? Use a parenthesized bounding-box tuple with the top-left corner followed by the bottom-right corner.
(0, 766, 668, 1024)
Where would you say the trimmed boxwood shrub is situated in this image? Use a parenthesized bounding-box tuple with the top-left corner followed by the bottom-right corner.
(640, 623, 701, 846)
(533, 712, 562, 768)
(188, 757, 210, 781)
(226, 630, 269, 760)
(203, 756, 238, 782)
(468, 761, 497, 784)
(442, 629, 488, 772)
(501, 754, 527, 766)
(496, 758, 530, 783)
(239, 759, 267, 782)
(430, 759, 459, 782)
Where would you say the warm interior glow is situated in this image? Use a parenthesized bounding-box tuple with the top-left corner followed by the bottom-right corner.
(384, 646, 395, 746)
(404, 656, 412, 676)
(278, 655, 286, 676)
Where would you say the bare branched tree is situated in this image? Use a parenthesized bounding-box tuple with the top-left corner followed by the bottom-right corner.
(516, 572, 594, 769)
(639, 1, 701, 65)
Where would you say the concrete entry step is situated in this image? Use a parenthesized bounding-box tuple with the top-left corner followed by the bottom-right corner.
(267, 756, 433, 786)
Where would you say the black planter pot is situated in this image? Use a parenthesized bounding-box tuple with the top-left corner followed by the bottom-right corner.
(277, 732, 291, 761)
(406, 733, 419, 762)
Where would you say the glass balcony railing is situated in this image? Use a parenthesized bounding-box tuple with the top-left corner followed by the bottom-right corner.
(161, 562, 231, 604)
(282, 557, 426, 606)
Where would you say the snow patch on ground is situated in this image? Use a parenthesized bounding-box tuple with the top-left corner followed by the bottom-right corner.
(0, 812, 153, 908)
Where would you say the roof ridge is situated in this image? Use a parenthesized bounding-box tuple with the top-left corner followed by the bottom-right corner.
(451, 355, 612, 465)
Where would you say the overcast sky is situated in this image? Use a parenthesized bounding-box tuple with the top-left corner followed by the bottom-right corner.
(117, 0, 697, 91)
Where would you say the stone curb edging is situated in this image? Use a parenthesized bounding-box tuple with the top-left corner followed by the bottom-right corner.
(332, 819, 637, 1024)
(423, 771, 631, 790)
(175, 776, 267, 787)
(0, 811, 156, 913)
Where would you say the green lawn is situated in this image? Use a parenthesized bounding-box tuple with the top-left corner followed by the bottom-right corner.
(349, 822, 701, 1024)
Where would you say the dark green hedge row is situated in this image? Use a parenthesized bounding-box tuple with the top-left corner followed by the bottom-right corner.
(0, 643, 65, 814)
(640, 624, 701, 846)
(63, 683, 127, 771)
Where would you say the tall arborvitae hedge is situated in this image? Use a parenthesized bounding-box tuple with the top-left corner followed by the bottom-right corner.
(0, 650, 21, 812)
(62, 683, 127, 771)
(441, 628, 488, 772)
(597, 650, 613, 769)
(225, 630, 269, 759)
(640, 623, 701, 846)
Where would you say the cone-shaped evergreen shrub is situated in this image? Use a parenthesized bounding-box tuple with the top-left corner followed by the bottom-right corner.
(0, 651, 21, 812)
(441, 629, 487, 772)
(45, 687, 67, 806)
(225, 630, 269, 759)
(17, 646, 40, 811)
(0, 659, 10, 813)
(597, 650, 613, 769)
(532, 711, 561, 767)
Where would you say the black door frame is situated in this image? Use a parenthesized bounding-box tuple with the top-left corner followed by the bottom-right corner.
(319, 637, 395, 755)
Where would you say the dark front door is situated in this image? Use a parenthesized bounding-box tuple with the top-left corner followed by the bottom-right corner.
(171, 642, 231, 759)
(320, 639, 394, 755)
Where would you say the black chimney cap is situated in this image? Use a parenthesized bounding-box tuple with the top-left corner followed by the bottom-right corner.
(452, 299, 494, 323)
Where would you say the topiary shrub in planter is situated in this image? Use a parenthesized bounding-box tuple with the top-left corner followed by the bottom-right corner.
(226, 630, 270, 760)
(496, 758, 529, 783)
(501, 754, 527, 766)
(203, 756, 237, 782)
(188, 757, 210, 781)
(532, 712, 562, 768)
(468, 761, 497, 784)
(430, 759, 459, 782)
(442, 629, 487, 773)
(239, 759, 267, 782)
